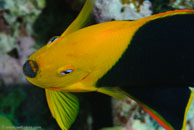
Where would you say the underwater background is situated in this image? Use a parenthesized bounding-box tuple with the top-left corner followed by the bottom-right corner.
(0, 0, 194, 130)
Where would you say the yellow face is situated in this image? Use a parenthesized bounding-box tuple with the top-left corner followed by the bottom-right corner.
(23, 35, 91, 89)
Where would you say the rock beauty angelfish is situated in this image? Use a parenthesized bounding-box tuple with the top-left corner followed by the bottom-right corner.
(23, 0, 194, 129)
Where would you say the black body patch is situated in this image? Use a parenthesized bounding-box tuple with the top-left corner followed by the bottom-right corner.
(97, 14, 194, 87)
(125, 88, 191, 130)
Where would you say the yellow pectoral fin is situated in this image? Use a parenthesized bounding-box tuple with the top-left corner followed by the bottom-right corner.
(45, 89, 79, 130)
(97, 87, 128, 100)
(61, 0, 94, 37)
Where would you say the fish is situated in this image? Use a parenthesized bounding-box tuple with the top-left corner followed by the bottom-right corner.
(23, 0, 194, 129)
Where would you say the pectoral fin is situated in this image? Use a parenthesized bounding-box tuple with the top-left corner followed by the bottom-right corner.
(123, 88, 193, 130)
(45, 89, 79, 130)
(61, 0, 94, 37)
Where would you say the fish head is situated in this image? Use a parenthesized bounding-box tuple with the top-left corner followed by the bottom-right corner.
(23, 35, 92, 90)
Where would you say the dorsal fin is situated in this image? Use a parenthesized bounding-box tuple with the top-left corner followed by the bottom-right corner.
(142, 9, 194, 23)
(61, 0, 94, 37)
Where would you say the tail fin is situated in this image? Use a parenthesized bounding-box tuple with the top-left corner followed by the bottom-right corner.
(124, 88, 193, 130)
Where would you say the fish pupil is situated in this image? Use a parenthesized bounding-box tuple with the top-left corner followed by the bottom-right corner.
(61, 69, 73, 75)
(50, 37, 57, 42)
(47, 36, 59, 44)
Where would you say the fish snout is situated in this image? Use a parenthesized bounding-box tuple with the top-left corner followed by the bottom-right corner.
(23, 60, 39, 78)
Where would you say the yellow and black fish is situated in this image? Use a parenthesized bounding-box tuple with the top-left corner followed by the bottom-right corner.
(23, 0, 194, 129)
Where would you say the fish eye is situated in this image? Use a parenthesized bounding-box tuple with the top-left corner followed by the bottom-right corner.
(60, 69, 73, 75)
(57, 65, 75, 76)
(47, 36, 59, 44)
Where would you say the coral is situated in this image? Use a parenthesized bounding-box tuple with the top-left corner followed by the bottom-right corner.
(169, 0, 194, 9)
(0, 36, 35, 85)
(17, 37, 36, 64)
(0, 55, 23, 85)
(0, 33, 16, 55)
(93, 0, 152, 23)
(0, 35, 35, 85)
(112, 98, 163, 130)
(2, 0, 46, 35)
(0, 0, 45, 85)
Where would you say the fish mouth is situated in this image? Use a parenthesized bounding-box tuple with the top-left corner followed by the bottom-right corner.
(23, 60, 39, 78)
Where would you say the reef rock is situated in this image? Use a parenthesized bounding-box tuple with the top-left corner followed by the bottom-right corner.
(0, 0, 45, 86)
(169, 0, 194, 9)
(93, 0, 152, 23)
